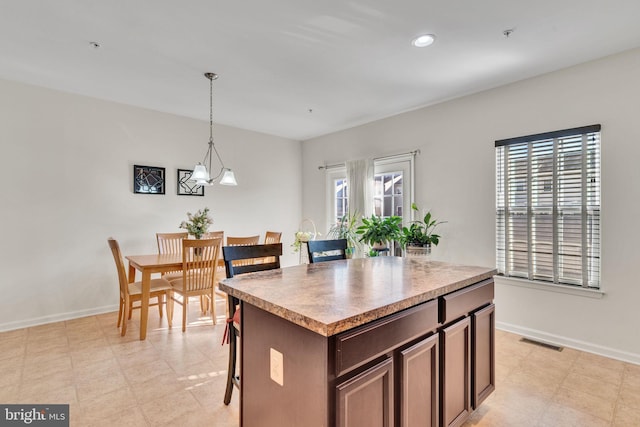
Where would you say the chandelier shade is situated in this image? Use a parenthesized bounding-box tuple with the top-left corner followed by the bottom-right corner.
(189, 72, 237, 187)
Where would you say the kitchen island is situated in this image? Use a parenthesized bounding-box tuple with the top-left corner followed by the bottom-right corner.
(219, 256, 497, 427)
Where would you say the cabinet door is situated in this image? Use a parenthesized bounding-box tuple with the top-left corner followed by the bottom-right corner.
(336, 357, 394, 427)
(399, 334, 438, 427)
(441, 317, 471, 427)
(472, 303, 495, 408)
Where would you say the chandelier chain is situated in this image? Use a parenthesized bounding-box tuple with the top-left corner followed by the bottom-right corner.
(209, 75, 214, 142)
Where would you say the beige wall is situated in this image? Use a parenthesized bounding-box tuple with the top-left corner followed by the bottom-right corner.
(302, 47, 640, 363)
(0, 79, 302, 330)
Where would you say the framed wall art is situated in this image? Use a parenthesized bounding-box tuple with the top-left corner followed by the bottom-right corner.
(133, 165, 165, 194)
(177, 168, 205, 196)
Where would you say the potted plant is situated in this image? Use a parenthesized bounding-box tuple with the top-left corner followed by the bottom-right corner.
(179, 207, 214, 239)
(328, 212, 361, 257)
(356, 215, 402, 254)
(399, 203, 445, 257)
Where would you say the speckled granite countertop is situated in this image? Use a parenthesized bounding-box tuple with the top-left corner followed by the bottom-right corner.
(219, 257, 497, 337)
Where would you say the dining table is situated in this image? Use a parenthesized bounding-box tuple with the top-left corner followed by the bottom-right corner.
(125, 253, 184, 340)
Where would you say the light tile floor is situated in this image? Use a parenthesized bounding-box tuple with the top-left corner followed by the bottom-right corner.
(1, 300, 639, 426)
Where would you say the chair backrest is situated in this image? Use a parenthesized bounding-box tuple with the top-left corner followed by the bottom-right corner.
(180, 237, 222, 292)
(264, 231, 282, 244)
(307, 239, 348, 263)
(226, 235, 261, 267)
(262, 231, 282, 263)
(204, 230, 224, 240)
(156, 232, 188, 254)
(226, 235, 260, 246)
(107, 238, 130, 297)
(223, 243, 283, 278)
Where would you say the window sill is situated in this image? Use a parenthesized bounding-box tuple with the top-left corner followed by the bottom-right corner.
(494, 276, 605, 299)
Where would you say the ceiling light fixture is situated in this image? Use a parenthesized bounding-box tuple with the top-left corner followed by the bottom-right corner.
(190, 72, 237, 186)
(411, 34, 436, 48)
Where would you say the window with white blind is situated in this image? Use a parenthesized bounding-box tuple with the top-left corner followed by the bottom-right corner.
(495, 124, 601, 289)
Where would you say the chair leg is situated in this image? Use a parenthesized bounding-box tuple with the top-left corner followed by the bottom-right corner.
(210, 289, 217, 325)
(158, 294, 164, 318)
(224, 296, 238, 405)
(167, 291, 174, 328)
(117, 297, 124, 328)
(121, 297, 129, 337)
(182, 296, 188, 332)
(224, 325, 237, 405)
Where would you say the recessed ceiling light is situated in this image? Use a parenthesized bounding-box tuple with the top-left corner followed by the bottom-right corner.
(412, 34, 436, 48)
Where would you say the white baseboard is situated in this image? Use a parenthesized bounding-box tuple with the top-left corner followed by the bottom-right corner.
(0, 305, 119, 333)
(497, 321, 640, 366)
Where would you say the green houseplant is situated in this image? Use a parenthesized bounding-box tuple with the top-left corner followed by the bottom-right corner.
(328, 212, 361, 257)
(356, 215, 402, 253)
(399, 203, 445, 256)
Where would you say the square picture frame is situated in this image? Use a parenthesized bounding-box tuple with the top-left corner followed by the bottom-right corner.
(133, 165, 165, 195)
(177, 168, 205, 196)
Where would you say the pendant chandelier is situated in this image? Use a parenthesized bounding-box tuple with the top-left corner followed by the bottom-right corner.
(190, 72, 237, 186)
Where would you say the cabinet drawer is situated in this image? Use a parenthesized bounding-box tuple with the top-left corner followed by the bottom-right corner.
(440, 279, 494, 325)
(335, 299, 438, 377)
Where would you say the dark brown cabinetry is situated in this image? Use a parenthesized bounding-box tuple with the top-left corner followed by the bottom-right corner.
(336, 357, 394, 427)
(239, 275, 494, 427)
(441, 317, 471, 427)
(334, 280, 494, 427)
(439, 279, 495, 427)
(472, 303, 495, 408)
(335, 300, 439, 427)
(335, 332, 441, 427)
(399, 333, 439, 427)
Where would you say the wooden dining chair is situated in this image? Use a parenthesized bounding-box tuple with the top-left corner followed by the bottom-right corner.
(107, 238, 172, 337)
(222, 243, 283, 405)
(226, 235, 260, 266)
(201, 230, 225, 315)
(226, 235, 260, 246)
(156, 232, 188, 254)
(158, 231, 210, 313)
(307, 239, 348, 263)
(166, 237, 222, 331)
(156, 232, 188, 281)
(263, 231, 282, 263)
(203, 230, 224, 240)
(264, 231, 282, 244)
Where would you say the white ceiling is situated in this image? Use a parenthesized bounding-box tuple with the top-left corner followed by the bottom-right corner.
(2, 1, 640, 141)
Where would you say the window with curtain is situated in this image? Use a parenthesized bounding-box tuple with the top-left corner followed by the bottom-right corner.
(495, 124, 601, 289)
(328, 155, 414, 228)
(327, 155, 414, 257)
(332, 172, 403, 223)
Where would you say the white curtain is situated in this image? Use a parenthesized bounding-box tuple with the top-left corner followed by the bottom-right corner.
(346, 158, 374, 219)
(346, 158, 373, 258)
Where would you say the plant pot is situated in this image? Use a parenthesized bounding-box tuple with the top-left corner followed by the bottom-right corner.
(404, 244, 431, 257)
(372, 241, 387, 250)
(345, 247, 354, 259)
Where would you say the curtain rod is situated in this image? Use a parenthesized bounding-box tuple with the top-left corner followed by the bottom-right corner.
(318, 149, 421, 170)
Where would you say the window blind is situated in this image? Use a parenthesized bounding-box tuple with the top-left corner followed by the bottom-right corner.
(496, 125, 601, 288)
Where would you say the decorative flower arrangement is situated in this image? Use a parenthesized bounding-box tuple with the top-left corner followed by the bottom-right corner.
(292, 218, 319, 252)
(292, 231, 315, 252)
(179, 207, 213, 239)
